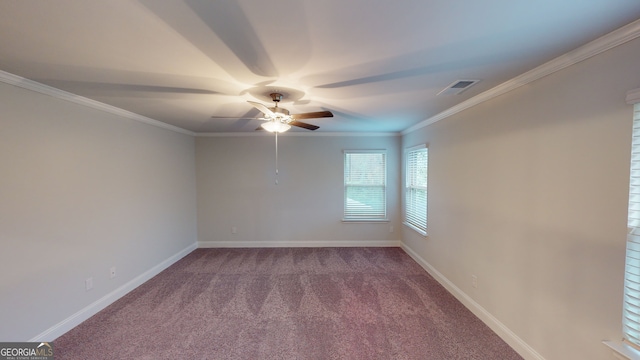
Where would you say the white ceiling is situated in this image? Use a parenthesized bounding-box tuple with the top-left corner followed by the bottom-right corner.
(1, 1, 640, 133)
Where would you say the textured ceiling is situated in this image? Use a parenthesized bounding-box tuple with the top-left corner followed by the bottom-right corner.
(1, 0, 640, 133)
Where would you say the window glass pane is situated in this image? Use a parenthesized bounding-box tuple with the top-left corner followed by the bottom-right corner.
(405, 147, 428, 232)
(344, 151, 386, 220)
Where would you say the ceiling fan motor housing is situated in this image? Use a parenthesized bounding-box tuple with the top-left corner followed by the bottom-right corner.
(268, 92, 291, 121)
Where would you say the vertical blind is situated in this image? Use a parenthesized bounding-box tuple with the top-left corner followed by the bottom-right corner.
(344, 151, 386, 220)
(625, 103, 640, 348)
(405, 146, 428, 233)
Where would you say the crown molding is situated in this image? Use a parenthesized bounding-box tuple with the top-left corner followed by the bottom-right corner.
(0, 70, 195, 136)
(403, 18, 640, 135)
(196, 131, 400, 137)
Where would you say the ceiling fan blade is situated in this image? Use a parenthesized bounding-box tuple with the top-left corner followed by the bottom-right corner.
(211, 107, 263, 120)
(247, 101, 276, 117)
(291, 111, 333, 120)
(210, 116, 258, 119)
(290, 121, 319, 131)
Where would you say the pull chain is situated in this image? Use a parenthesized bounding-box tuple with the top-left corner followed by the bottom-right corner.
(275, 131, 279, 185)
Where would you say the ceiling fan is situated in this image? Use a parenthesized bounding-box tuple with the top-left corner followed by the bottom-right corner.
(248, 93, 333, 132)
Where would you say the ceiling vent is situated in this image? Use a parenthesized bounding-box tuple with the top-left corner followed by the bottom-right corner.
(437, 80, 480, 96)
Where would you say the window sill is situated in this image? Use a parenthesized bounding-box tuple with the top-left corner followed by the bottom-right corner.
(342, 219, 389, 223)
(403, 222, 427, 237)
(604, 340, 640, 360)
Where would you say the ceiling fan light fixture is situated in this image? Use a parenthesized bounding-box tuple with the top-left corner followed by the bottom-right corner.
(261, 120, 291, 133)
(246, 92, 331, 132)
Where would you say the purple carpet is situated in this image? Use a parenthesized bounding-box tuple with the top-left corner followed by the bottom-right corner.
(54, 247, 522, 359)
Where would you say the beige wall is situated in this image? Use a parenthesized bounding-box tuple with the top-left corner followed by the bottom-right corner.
(196, 134, 401, 246)
(0, 82, 198, 341)
(402, 37, 640, 359)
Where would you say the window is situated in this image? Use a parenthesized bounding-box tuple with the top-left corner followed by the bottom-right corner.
(625, 103, 640, 349)
(343, 150, 386, 221)
(405, 145, 428, 235)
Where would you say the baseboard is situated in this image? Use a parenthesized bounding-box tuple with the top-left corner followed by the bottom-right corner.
(198, 240, 401, 248)
(400, 243, 546, 360)
(30, 242, 198, 342)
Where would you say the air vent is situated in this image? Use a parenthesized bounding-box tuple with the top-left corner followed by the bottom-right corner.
(437, 79, 480, 96)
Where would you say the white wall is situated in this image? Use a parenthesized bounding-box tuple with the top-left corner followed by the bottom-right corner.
(196, 134, 400, 247)
(402, 37, 640, 359)
(0, 82, 198, 341)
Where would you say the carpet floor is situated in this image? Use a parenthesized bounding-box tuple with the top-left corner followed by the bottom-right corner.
(54, 247, 523, 359)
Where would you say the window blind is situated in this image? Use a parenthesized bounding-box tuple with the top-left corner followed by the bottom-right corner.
(405, 146, 428, 233)
(344, 151, 386, 220)
(625, 103, 640, 348)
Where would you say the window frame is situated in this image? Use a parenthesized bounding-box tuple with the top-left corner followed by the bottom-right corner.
(342, 149, 388, 222)
(604, 89, 640, 360)
(404, 144, 428, 236)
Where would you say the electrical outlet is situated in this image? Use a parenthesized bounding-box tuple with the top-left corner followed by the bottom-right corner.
(85, 277, 93, 291)
(110, 267, 116, 279)
(389, 225, 394, 233)
(472, 275, 478, 288)
(231, 226, 237, 234)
